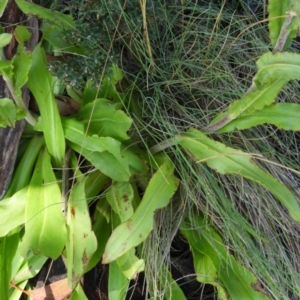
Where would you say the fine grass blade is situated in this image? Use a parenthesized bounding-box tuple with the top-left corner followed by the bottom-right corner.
(27, 44, 65, 166)
(178, 128, 300, 223)
(20, 148, 67, 259)
(65, 179, 97, 288)
(102, 158, 179, 263)
(181, 214, 270, 300)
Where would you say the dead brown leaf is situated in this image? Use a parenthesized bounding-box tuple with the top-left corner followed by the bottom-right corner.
(10, 278, 73, 300)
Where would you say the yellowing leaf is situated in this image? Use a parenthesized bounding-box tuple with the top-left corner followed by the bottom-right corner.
(11, 278, 72, 300)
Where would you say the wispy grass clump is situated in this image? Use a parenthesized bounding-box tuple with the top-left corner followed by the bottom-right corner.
(118, 1, 300, 299)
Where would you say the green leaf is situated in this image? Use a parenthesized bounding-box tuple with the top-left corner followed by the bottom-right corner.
(102, 159, 179, 263)
(14, 26, 30, 45)
(108, 261, 129, 300)
(268, 0, 289, 47)
(0, 98, 21, 127)
(255, 52, 300, 85)
(42, 21, 84, 54)
(268, 0, 299, 49)
(0, 231, 19, 299)
(62, 118, 131, 181)
(27, 44, 65, 165)
(178, 128, 300, 223)
(217, 103, 300, 132)
(20, 148, 67, 259)
(181, 215, 270, 300)
(76, 98, 132, 141)
(0, 187, 27, 237)
(15, 0, 74, 29)
(205, 78, 287, 132)
(107, 182, 145, 279)
(85, 201, 111, 272)
(115, 249, 144, 280)
(106, 182, 135, 223)
(5, 134, 45, 197)
(0, 60, 13, 78)
(0, 33, 12, 48)
(65, 179, 97, 288)
(154, 262, 186, 300)
(69, 284, 88, 300)
(0, 0, 8, 18)
(11, 251, 47, 285)
(12, 43, 32, 98)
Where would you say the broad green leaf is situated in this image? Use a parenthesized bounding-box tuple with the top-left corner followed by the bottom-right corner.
(178, 128, 300, 223)
(27, 44, 65, 165)
(0, 187, 27, 237)
(62, 117, 131, 181)
(255, 52, 300, 85)
(14, 26, 30, 45)
(0, 60, 13, 78)
(15, 0, 74, 29)
(0, 33, 12, 48)
(85, 200, 111, 272)
(116, 249, 144, 279)
(9, 280, 27, 300)
(82, 79, 98, 105)
(181, 215, 270, 300)
(66, 179, 97, 288)
(70, 142, 131, 182)
(0, 0, 8, 18)
(20, 149, 67, 259)
(84, 170, 109, 202)
(107, 182, 145, 279)
(154, 262, 186, 300)
(0, 98, 22, 127)
(0, 231, 19, 299)
(106, 182, 134, 223)
(69, 284, 88, 300)
(108, 261, 129, 300)
(42, 21, 84, 55)
(62, 117, 122, 156)
(76, 98, 132, 141)
(97, 65, 124, 101)
(5, 134, 45, 197)
(13, 44, 32, 98)
(217, 103, 300, 132)
(12, 252, 47, 285)
(121, 142, 149, 175)
(102, 159, 179, 263)
(205, 78, 287, 132)
(268, 0, 289, 47)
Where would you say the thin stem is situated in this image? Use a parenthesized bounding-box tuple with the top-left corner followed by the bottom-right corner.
(273, 12, 296, 53)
